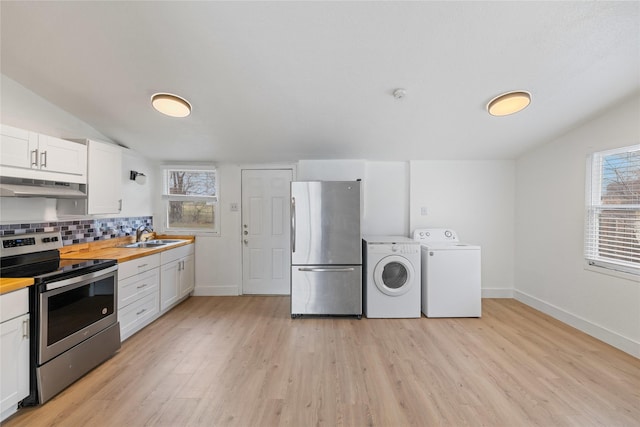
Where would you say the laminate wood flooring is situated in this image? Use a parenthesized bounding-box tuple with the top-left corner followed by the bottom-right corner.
(4, 297, 639, 427)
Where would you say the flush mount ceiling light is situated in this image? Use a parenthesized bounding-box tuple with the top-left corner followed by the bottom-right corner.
(486, 90, 531, 116)
(151, 93, 192, 118)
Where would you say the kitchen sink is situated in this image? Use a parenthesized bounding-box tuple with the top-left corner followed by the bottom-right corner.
(117, 242, 166, 248)
(144, 239, 184, 245)
(116, 239, 187, 249)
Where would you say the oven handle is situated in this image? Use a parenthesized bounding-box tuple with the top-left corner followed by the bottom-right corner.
(44, 265, 118, 291)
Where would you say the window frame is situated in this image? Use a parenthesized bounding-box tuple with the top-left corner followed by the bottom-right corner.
(584, 144, 640, 277)
(162, 166, 219, 235)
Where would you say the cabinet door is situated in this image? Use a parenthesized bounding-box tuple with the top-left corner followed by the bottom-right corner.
(160, 261, 180, 312)
(179, 254, 195, 298)
(0, 124, 37, 169)
(37, 134, 87, 176)
(0, 314, 29, 416)
(87, 140, 122, 214)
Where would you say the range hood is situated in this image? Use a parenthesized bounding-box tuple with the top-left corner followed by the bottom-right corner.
(0, 177, 87, 198)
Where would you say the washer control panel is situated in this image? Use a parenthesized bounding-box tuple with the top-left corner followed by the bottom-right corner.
(413, 228, 459, 243)
(367, 242, 420, 254)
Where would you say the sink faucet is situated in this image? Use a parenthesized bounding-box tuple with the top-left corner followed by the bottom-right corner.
(136, 225, 154, 242)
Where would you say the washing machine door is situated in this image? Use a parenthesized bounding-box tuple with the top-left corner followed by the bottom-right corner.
(373, 255, 415, 296)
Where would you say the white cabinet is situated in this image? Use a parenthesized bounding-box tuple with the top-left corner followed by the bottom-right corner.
(0, 288, 29, 422)
(179, 254, 195, 299)
(86, 139, 122, 214)
(0, 125, 37, 170)
(117, 254, 161, 341)
(116, 244, 195, 341)
(0, 124, 86, 183)
(160, 244, 195, 312)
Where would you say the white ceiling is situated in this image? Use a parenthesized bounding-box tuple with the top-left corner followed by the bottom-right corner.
(1, 1, 638, 163)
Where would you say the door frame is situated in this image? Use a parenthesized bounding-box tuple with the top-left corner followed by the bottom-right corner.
(240, 164, 297, 295)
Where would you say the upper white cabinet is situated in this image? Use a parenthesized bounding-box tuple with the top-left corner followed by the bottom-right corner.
(86, 139, 122, 214)
(0, 125, 37, 169)
(0, 124, 87, 183)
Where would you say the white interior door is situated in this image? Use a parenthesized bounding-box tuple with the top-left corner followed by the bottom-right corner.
(242, 169, 293, 294)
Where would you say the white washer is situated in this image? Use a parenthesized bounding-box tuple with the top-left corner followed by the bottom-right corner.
(362, 236, 421, 318)
(413, 229, 481, 318)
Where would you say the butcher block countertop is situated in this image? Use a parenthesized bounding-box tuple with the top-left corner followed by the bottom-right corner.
(59, 234, 195, 263)
(0, 234, 195, 295)
(0, 278, 35, 295)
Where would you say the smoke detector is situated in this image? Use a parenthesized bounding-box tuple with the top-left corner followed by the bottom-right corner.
(393, 88, 407, 99)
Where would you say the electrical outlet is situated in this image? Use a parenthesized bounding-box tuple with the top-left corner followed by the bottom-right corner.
(230, 202, 239, 212)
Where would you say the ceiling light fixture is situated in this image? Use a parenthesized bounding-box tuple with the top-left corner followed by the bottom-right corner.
(151, 93, 192, 118)
(486, 90, 531, 116)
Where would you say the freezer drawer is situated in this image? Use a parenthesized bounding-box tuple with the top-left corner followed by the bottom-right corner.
(291, 266, 362, 317)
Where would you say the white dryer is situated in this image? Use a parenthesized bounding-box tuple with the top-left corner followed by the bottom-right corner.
(413, 229, 481, 318)
(362, 236, 421, 318)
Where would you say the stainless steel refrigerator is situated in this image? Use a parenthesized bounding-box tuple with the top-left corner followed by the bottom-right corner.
(290, 181, 362, 318)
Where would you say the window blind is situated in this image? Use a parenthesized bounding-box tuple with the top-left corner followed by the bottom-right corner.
(585, 145, 640, 275)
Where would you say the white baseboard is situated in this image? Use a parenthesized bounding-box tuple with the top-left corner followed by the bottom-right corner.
(514, 290, 640, 358)
(193, 285, 239, 296)
(482, 288, 514, 298)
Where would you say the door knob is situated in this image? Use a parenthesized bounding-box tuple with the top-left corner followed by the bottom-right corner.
(243, 230, 248, 235)
(244, 239, 249, 244)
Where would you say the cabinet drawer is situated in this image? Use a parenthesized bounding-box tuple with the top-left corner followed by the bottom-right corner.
(118, 254, 161, 279)
(119, 292, 159, 340)
(0, 288, 29, 323)
(160, 244, 194, 264)
(118, 268, 159, 308)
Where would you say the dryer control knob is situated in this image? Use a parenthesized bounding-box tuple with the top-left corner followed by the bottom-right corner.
(391, 245, 398, 252)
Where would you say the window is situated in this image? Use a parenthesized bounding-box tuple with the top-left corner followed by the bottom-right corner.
(585, 144, 640, 276)
(163, 167, 219, 234)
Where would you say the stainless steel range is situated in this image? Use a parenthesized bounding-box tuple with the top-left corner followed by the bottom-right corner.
(0, 231, 120, 405)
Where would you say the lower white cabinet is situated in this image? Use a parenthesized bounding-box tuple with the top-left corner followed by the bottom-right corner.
(160, 244, 195, 313)
(117, 254, 161, 341)
(0, 288, 29, 422)
(117, 244, 195, 341)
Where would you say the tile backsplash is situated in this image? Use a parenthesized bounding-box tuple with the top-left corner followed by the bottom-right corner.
(0, 216, 153, 245)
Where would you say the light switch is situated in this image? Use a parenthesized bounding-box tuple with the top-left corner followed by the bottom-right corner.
(420, 206, 428, 216)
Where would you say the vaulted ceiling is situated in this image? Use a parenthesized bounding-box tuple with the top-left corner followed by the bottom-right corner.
(1, 1, 638, 162)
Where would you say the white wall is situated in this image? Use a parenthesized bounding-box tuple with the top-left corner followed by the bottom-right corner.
(190, 163, 243, 296)
(409, 160, 516, 296)
(515, 92, 640, 357)
(0, 74, 155, 223)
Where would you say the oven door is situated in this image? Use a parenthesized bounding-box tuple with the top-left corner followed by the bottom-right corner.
(38, 265, 118, 365)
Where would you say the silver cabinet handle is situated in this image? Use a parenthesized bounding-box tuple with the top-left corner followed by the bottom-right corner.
(31, 149, 39, 167)
(136, 308, 147, 315)
(298, 267, 355, 272)
(136, 283, 148, 289)
(22, 318, 29, 339)
(291, 197, 296, 253)
(40, 150, 47, 168)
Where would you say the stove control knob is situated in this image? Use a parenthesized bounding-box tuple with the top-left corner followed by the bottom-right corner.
(445, 230, 452, 238)
(42, 237, 51, 243)
(52, 236, 59, 242)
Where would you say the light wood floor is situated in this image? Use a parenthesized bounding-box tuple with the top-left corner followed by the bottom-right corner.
(4, 297, 639, 427)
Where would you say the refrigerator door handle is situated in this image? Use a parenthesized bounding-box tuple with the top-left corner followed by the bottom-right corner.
(291, 196, 296, 253)
(297, 267, 356, 272)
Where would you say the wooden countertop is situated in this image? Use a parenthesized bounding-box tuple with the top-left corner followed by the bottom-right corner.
(0, 234, 195, 295)
(60, 234, 195, 263)
(0, 278, 34, 295)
